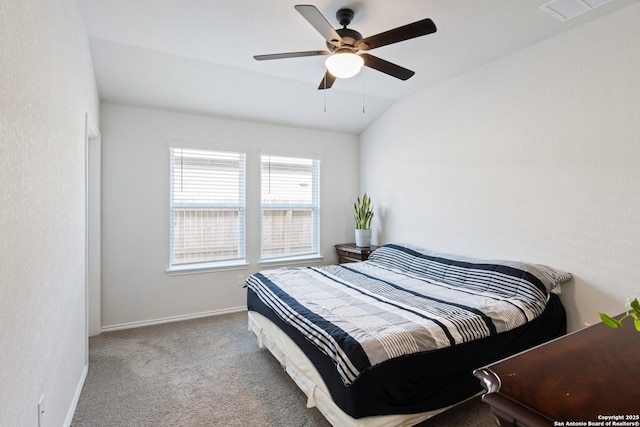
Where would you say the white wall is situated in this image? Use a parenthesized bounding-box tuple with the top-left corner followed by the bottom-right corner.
(0, 0, 100, 425)
(360, 3, 640, 332)
(100, 104, 358, 328)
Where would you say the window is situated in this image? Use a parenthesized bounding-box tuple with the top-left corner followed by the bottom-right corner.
(260, 154, 320, 261)
(169, 147, 245, 270)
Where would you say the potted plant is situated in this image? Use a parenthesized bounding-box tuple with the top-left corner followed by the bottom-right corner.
(599, 298, 640, 332)
(353, 193, 373, 247)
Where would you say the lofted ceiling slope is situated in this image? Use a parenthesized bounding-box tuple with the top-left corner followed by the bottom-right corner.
(77, 0, 638, 134)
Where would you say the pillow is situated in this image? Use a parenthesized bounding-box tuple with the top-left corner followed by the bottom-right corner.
(368, 243, 572, 295)
(523, 263, 572, 294)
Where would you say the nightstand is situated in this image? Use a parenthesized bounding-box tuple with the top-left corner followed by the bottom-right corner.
(334, 243, 378, 264)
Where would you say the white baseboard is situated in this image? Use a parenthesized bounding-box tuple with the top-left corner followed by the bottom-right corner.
(99, 306, 247, 333)
(64, 364, 88, 427)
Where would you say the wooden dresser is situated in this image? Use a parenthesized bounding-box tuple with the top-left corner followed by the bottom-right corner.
(334, 243, 378, 264)
(473, 315, 640, 426)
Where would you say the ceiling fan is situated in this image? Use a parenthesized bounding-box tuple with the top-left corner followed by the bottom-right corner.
(254, 4, 437, 90)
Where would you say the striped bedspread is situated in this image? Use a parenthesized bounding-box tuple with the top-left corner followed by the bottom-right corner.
(246, 243, 571, 386)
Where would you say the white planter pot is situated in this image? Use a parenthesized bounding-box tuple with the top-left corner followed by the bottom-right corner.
(355, 229, 372, 247)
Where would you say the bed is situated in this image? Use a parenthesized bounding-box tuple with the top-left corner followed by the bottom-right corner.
(245, 243, 570, 426)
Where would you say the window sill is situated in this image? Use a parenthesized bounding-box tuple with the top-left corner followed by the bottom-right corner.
(166, 260, 249, 276)
(258, 254, 324, 268)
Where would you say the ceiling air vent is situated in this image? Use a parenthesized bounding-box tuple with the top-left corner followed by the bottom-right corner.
(540, 0, 613, 21)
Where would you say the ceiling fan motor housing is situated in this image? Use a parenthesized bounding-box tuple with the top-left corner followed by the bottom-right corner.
(328, 27, 363, 51)
(328, 9, 362, 51)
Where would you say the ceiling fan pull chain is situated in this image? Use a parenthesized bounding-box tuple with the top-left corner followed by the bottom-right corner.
(323, 74, 327, 113)
(362, 68, 366, 114)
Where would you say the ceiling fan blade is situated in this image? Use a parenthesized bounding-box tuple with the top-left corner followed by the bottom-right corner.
(356, 18, 436, 51)
(361, 53, 415, 80)
(254, 50, 331, 61)
(294, 5, 342, 47)
(317, 71, 337, 90)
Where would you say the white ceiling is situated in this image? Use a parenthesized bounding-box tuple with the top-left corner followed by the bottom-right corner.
(77, 0, 638, 134)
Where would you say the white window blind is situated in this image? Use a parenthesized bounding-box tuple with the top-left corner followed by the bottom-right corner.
(169, 147, 245, 269)
(260, 154, 320, 260)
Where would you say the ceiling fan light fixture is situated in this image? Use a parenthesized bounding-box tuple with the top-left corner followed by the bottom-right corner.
(325, 51, 364, 79)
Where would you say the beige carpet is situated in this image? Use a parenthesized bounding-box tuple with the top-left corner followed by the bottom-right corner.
(72, 311, 495, 426)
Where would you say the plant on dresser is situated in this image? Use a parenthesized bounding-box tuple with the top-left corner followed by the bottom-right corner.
(353, 193, 373, 247)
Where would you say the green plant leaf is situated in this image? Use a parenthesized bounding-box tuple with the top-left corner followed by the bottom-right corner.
(630, 298, 640, 316)
(634, 317, 640, 332)
(599, 313, 623, 328)
(354, 193, 373, 229)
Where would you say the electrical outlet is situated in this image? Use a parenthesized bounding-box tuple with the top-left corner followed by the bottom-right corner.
(38, 395, 45, 427)
(237, 274, 245, 286)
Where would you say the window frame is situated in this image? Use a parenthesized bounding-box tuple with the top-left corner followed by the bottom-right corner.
(167, 146, 247, 274)
(259, 152, 321, 264)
